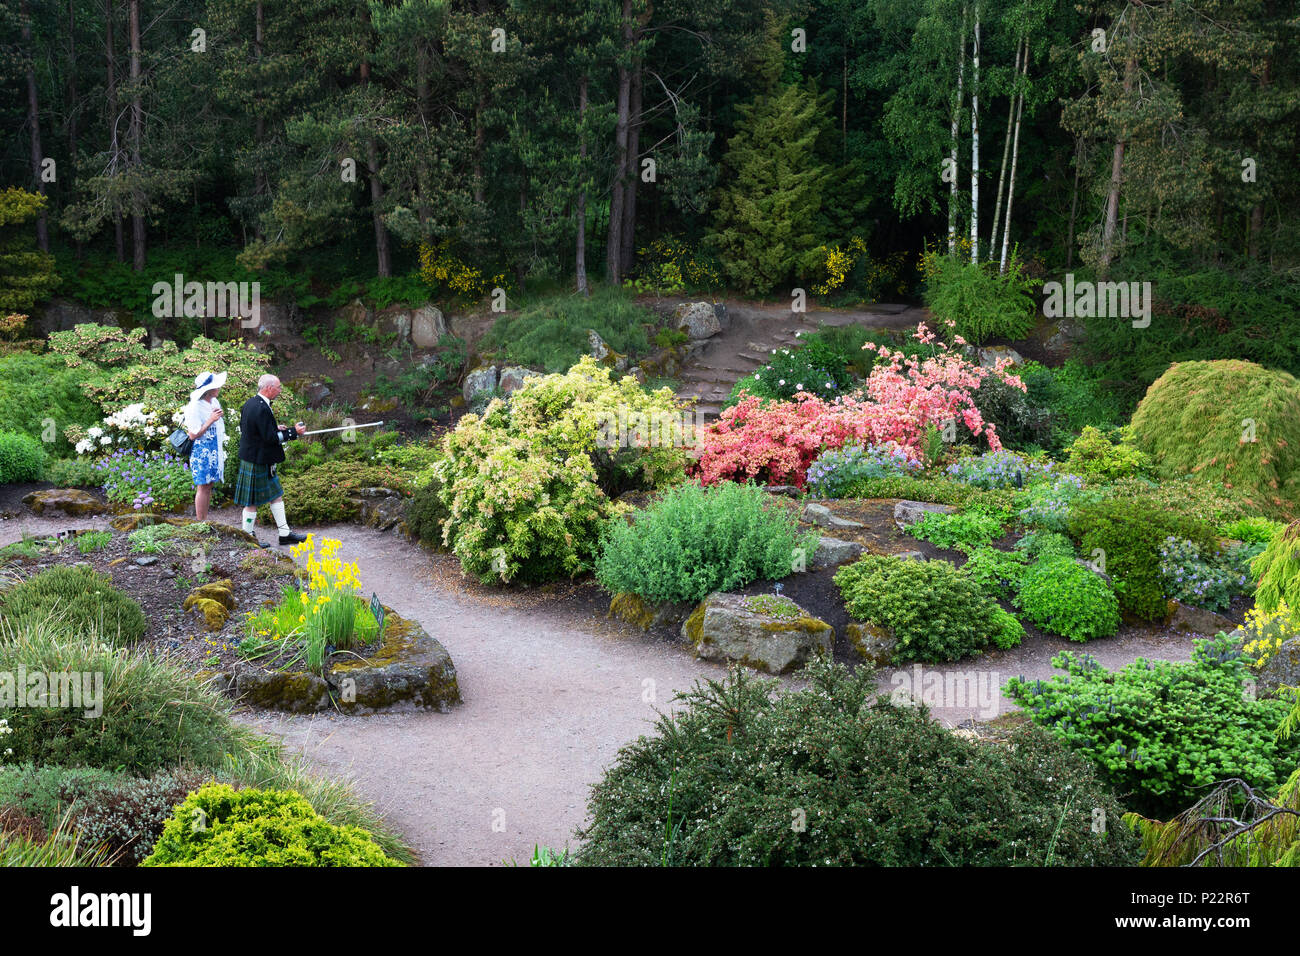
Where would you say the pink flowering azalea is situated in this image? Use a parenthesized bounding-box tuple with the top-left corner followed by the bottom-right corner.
(694, 323, 1025, 487)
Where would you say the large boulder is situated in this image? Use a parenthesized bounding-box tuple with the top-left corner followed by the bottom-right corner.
(1166, 600, 1235, 636)
(498, 366, 540, 395)
(411, 304, 448, 348)
(1255, 636, 1300, 697)
(587, 329, 628, 371)
(894, 500, 956, 531)
(977, 345, 1024, 369)
(215, 609, 461, 714)
(803, 502, 865, 531)
(682, 592, 833, 674)
(23, 489, 107, 517)
(674, 301, 722, 340)
(373, 305, 413, 342)
(462, 365, 498, 401)
(812, 536, 865, 569)
(608, 592, 693, 632)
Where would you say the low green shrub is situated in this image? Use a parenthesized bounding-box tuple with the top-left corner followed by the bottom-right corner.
(1006, 635, 1300, 816)
(0, 352, 99, 455)
(834, 555, 1002, 663)
(907, 508, 1005, 553)
(1219, 516, 1284, 545)
(1250, 521, 1300, 613)
(74, 531, 112, 554)
(575, 660, 1138, 866)
(42, 456, 101, 488)
(404, 477, 448, 550)
(0, 623, 238, 774)
(1013, 530, 1076, 560)
(595, 482, 814, 604)
(960, 546, 1029, 600)
(0, 431, 45, 484)
(1068, 498, 1217, 621)
(1016, 556, 1120, 643)
(278, 461, 412, 526)
(990, 606, 1026, 649)
(142, 783, 402, 867)
(841, 474, 1025, 513)
(1063, 426, 1152, 482)
(479, 288, 651, 373)
(921, 250, 1040, 345)
(0, 565, 146, 646)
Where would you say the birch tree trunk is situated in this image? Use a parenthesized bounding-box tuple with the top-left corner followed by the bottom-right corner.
(968, 4, 980, 263)
(999, 40, 1028, 273)
(948, 4, 967, 255)
(989, 37, 1022, 262)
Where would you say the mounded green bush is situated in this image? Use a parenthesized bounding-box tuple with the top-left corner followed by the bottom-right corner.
(1250, 520, 1300, 613)
(0, 430, 45, 484)
(921, 251, 1040, 345)
(0, 624, 239, 774)
(1006, 635, 1300, 817)
(0, 565, 147, 646)
(142, 783, 401, 867)
(834, 555, 1002, 663)
(479, 288, 651, 372)
(1067, 497, 1217, 621)
(1129, 359, 1300, 520)
(1063, 426, 1151, 482)
(1016, 556, 1120, 643)
(595, 482, 815, 604)
(0, 352, 99, 456)
(960, 546, 1029, 600)
(436, 356, 688, 583)
(574, 661, 1138, 866)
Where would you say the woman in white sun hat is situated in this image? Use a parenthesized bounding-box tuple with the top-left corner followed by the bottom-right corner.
(184, 370, 228, 520)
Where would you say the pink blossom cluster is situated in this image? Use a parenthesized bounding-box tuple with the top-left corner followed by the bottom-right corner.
(695, 323, 1025, 488)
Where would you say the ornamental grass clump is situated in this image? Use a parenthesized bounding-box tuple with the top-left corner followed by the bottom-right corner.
(595, 482, 815, 604)
(0, 565, 146, 647)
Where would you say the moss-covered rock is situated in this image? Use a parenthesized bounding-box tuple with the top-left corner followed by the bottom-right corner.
(846, 621, 896, 666)
(22, 488, 106, 517)
(682, 592, 832, 674)
(216, 609, 460, 715)
(607, 592, 693, 632)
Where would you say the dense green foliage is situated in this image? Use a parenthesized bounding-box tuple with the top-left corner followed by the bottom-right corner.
(0, 430, 44, 484)
(1007, 636, 1300, 816)
(834, 555, 1002, 663)
(907, 508, 1006, 553)
(1250, 521, 1300, 614)
(575, 661, 1138, 866)
(1063, 426, 1151, 482)
(0, 566, 147, 647)
(142, 783, 401, 867)
(1068, 498, 1217, 621)
(959, 546, 1029, 600)
(595, 482, 814, 604)
(1129, 360, 1300, 520)
(921, 251, 1039, 344)
(1016, 556, 1120, 643)
(0, 353, 98, 456)
(479, 289, 652, 373)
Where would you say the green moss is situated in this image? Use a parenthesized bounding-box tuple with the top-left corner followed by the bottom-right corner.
(683, 602, 707, 645)
(331, 611, 417, 672)
(608, 592, 657, 629)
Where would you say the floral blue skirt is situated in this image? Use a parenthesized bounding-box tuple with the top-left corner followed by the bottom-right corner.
(190, 429, 223, 486)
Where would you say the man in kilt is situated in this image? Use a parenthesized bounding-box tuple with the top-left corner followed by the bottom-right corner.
(234, 374, 308, 546)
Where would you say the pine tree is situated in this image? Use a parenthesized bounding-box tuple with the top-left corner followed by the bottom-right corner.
(709, 81, 835, 296)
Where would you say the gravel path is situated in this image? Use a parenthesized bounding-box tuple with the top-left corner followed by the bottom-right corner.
(1, 504, 1200, 866)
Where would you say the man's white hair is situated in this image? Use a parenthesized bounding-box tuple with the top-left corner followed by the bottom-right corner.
(257, 374, 280, 392)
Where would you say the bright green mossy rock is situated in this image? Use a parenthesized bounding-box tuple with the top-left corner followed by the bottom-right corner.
(1129, 360, 1300, 519)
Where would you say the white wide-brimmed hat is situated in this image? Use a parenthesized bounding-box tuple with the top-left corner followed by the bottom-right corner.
(189, 370, 227, 403)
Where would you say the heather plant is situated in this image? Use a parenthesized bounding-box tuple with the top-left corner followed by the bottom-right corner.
(574, 660, 1138, 866)
(1128, 359, 1300, 520)
(834, 555, 1003, 663)
(1006, 635, 1300, 816)
(1016, 556, 1120, 643)
(595, 482, 815, 604)
(805, 442, 921, 498)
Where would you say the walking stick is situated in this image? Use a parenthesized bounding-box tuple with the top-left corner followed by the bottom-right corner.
(298, 421, 385, 436)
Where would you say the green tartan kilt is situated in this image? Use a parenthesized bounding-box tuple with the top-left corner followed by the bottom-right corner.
(232, 460, 283, 507)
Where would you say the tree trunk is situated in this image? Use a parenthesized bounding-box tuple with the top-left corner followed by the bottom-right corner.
(1099, 18, 1136, 277)
(606, 0, 633, 285)
(128, 0, 145, 271)
(968, 4, 980, 262)
(1248, 54, 1271, 260)
(253, 1, 266, 241)
(359, 52, 391, 277)
(1066, 135, 1083, 269)
(999, 41, 1028, 273)
(988, 37, 1021, 261)
(620, 60, 642, 277)
(416, 40, 432, 229)
(21, 0, 49, 253)
(576, 75, 589, 295)
(106, 0, 125, 262)
(948, 5, 967, 255)
(67, 0, 82, 258)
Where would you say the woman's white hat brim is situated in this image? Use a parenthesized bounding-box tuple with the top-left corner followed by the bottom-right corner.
(190, 370, 227, 403)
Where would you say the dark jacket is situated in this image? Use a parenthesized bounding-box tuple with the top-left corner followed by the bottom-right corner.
(237, 394, 297, 465)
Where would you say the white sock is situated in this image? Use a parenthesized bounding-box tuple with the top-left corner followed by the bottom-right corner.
(270, 500, 291, 536)
(242, 508, 257, 534)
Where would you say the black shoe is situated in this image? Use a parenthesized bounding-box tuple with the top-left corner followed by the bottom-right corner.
(278, 531, 307, 546)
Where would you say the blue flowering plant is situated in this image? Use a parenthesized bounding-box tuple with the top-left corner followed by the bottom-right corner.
(946, 450, 1054, 490)
(806, 442, 922, 499)
(1158, 535, 1257, 613)
(95, 448, 193, 512)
